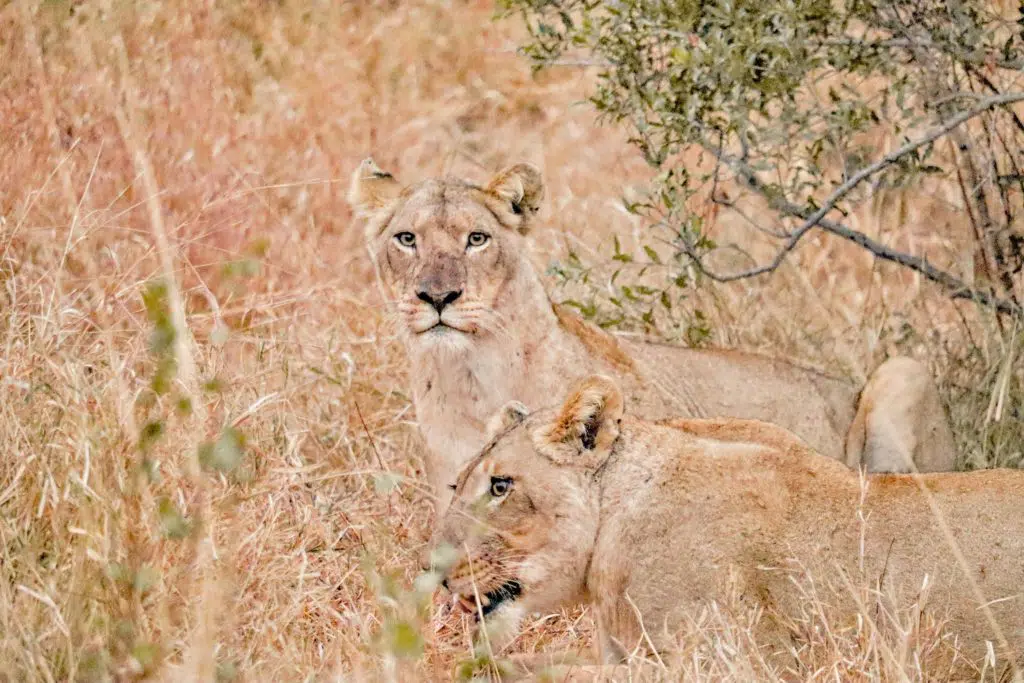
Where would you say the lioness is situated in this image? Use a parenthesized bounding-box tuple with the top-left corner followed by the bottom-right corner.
(349, 159, 956, 512)
(430, 376, 1024, 672)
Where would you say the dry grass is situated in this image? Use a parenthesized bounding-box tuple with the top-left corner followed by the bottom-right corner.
(0, 0, 1021, 681)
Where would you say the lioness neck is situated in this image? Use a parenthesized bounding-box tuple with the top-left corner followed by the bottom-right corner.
(410, 260, 591, 506)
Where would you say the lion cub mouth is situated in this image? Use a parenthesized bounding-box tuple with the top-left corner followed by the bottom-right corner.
(455, 579, 522, 619)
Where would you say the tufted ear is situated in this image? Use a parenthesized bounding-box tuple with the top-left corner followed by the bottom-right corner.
(485, 400, 531, 440)
(484, 163, 544, 232)
(533, 375, 624, 470)
(347, 157, 402, 219)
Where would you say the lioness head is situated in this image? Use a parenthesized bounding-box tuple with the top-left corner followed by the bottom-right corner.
(428, 375, 624, 634)
(349, 158, 545, 351)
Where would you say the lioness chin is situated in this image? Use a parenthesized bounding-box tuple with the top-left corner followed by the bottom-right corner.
(349, 158, 957, 514)
(430, 376, 1024, 675)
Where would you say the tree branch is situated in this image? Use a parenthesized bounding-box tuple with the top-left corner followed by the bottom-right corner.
(687, 92, 1024, 317)
(692, 200, 1023, 316)
(825, 37, 1024, 71)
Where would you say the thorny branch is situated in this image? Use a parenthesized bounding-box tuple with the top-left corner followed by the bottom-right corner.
(684, 92, 1024, 318)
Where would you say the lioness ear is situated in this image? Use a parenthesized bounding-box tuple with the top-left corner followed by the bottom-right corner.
(485, 401, 530, 440)
(533, 375, 623, 469)
(347, 157, 402, 218)
(484, 163, 544, 233)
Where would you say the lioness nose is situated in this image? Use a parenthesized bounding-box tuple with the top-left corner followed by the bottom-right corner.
(417, 289, 462, 314)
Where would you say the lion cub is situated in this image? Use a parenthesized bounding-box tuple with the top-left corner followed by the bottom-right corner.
(430, 376, 1024, 672)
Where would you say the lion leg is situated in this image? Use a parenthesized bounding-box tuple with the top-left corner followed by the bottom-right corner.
(845, 357, 956, 472)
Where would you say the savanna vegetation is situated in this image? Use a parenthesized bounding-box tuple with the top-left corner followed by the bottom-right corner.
(1, 0, 1021, 680)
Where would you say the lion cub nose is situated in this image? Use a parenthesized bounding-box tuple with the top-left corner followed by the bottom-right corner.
(416, 289, 462, 314)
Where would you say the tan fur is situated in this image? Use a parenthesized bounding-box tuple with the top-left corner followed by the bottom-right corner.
(485, 163, 545, 216)
(484, 401, 530, 441)
(431, 378, 1024, 673)
(552, 303, 637, 374)
(349, 161, 957, 513)
(347, 157, 401, 216)
(845, 356, 957, 472)
(533, 375, 623, 469)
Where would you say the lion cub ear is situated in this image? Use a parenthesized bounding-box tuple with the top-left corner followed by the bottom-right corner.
(485, 163, 544, 232)
(533, 375, 624, 470)
(485, 401, 531, 440)
(348, 157, 402, 218)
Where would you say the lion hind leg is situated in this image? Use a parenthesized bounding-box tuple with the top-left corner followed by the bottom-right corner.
(849, 357, 956, 473)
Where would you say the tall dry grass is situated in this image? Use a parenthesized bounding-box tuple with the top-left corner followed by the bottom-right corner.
(0, 0, 1020, 680)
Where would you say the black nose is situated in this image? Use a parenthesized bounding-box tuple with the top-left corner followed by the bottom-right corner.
(417, 289, 462, 314)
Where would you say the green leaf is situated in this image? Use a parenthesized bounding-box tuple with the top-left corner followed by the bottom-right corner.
(643, 245, 661, 264)
(130, 642, 159, 673)
(157, 497, 191, 540)
(175, 396, 193, 416)
(133, 565, 159, 594)
(203, 377, 224, 393)
(107, 562, 128, 583)
(216, 661, 238, 683)
(198, 427, 246, 472)
(373, 471, 402, 494)
(151, 356, 177, 395)
(221, 259, 260, 278)
(381, 618, 423, 659)
(138, 420, 164, 453)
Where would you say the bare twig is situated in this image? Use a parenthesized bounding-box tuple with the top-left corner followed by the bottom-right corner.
(354, 400, 393, 515)
(688, 93, 1024, 318)
(353, 401, 388, 473)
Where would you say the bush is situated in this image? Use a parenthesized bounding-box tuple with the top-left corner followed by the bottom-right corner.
(503, 0, 1024, 326)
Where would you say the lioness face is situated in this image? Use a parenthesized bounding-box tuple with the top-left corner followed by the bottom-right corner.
(349, 161, 545, 352)
(374, 183, 522, 346)
(430, 420, 598, 628)
(429, 376, 624, 631)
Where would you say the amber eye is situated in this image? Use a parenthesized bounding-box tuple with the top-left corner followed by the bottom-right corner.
(394, 232, 416, 249)
(489, 477, 513, 497)
(467, 232, 490, 249)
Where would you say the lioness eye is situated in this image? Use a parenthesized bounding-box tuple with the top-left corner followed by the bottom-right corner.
(394, 232, 416, 248)
(489, 477, 512, 497)
(466, 232, 490, 249)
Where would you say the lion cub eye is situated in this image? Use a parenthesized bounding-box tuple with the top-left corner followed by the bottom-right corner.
(489, 476, 513, 497)
(466, 232, 490, 249)
(394, 232, 416, 249)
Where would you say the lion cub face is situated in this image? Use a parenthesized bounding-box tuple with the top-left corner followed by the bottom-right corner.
(349, 160, 544, 351)
(429, 376, 624, 630)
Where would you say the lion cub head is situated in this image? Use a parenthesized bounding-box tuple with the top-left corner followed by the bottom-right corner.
(427, 376, 623, 634)
(349, 159, 544, 351)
